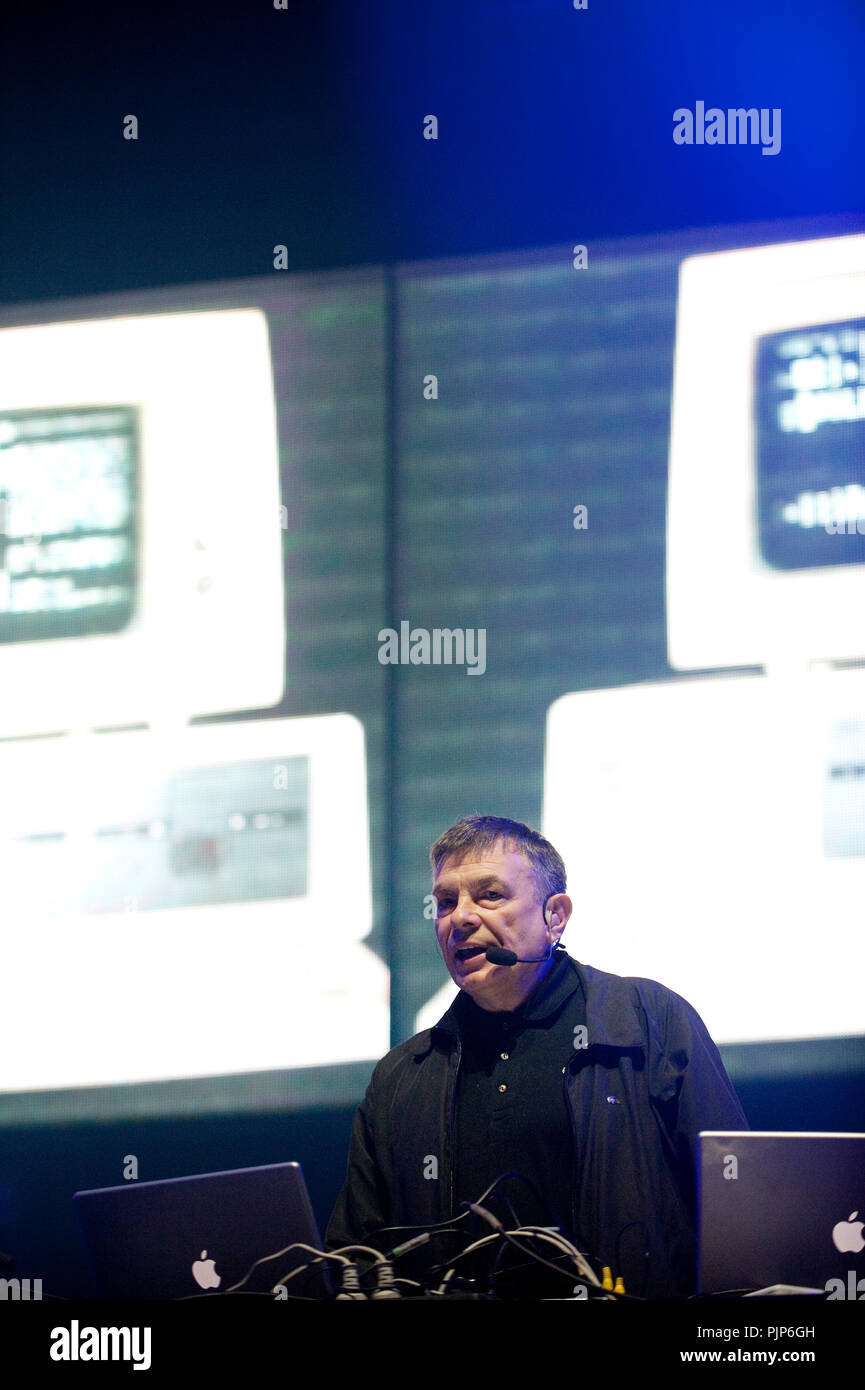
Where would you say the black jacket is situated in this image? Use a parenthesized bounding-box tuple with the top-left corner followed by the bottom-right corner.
(326, 953, 749, 1297)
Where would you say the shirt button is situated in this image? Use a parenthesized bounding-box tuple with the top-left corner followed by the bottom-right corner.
(498, 1083, 507, 1093)
(500, 1052, 509, 1060)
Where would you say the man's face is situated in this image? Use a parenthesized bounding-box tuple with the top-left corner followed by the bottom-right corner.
(432, 842, 556, 1009)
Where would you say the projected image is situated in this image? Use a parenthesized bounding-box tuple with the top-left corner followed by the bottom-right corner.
(0, 405, 138, 642)
(0, 714, 388, 1090)
(0, 308, 285, 736)
(9, 756, 309, 916)
(667, 233, 865, 670)
(543, 670, 864, 1045)
(756, 319, 865, 569)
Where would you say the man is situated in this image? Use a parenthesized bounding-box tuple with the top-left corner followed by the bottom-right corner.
(326, 815, 748, 1298)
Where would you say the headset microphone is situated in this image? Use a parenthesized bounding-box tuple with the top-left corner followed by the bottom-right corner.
(484, 943, 559, 966)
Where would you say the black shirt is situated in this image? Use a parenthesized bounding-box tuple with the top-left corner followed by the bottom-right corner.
(451, 948, 588, 1295)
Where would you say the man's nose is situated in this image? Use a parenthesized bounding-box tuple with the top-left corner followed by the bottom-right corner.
(451, 896, 480, 931)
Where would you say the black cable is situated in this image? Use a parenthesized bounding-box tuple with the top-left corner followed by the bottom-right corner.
(367, 1169, 536, 1244)
(369, 1169, 614, 1296)
(482, 1170, 562, 1230)
(480, 1170, 606, 1274)
(460, 1202, 598, 1288)
(489, 1228, 580, 1298)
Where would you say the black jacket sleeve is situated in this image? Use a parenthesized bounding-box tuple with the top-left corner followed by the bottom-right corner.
(644, 983, 750, 1222)
(324, 1067, 390, 1252)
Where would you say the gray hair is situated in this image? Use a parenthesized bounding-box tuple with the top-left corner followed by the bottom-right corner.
(429, 814, 566, 907)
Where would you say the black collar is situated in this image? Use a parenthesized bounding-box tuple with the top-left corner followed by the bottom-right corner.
(422, 952, 646, 1055)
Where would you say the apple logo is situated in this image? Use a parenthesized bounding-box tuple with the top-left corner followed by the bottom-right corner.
(832, 1211, 865, 1255)
(191, 1250, 221, 1290)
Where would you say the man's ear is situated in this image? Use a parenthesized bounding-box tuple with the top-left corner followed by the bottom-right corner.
(545, 893, 572, 938)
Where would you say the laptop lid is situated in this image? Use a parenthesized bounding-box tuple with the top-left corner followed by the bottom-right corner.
(698, 1132, 865, 1296)
(74, 1161, 330, 1299)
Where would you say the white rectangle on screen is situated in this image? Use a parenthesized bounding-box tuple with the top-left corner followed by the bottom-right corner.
(667, 233, 865, 670)
(543, 669, 865, 1045)
(0, 309, 285, 736)
(0, 713, 388, 1089)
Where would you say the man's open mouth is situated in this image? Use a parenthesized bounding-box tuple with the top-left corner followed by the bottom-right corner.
(455, 945, 488, 961)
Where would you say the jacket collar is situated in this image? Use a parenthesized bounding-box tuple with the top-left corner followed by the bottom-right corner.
(422, 952, 644, 1054)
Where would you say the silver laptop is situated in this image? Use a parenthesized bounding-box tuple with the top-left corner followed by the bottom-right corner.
(698, 1132, 865, 1296)
(74, 1161, 331, 1299)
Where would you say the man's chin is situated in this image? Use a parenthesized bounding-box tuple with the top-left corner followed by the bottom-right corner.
(454, 960, 505, 999)
(452, 958, 493, 990)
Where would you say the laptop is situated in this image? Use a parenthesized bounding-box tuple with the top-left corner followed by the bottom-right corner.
(74, 1161, 332, 1299)
(698, 1132, 865, 1296)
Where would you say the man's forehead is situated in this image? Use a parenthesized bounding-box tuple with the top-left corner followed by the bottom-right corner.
(433, 845, 531, 889)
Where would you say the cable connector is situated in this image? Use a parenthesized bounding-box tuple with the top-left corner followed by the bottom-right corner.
(390, 1232, 431, 1261)
(370, 1259, 401, 1299)
(335, 1263, 367, 1300)
(465, 1202, 504, 1232)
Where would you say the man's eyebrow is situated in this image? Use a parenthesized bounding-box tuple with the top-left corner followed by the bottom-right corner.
(433, 874, 508, 898)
